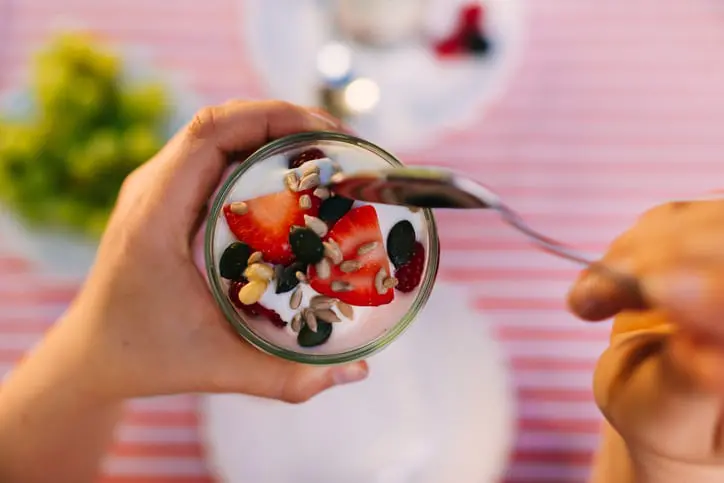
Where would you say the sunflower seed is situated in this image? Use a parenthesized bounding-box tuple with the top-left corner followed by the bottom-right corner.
(383, 277, 399, 289)
(248, 251, 263, 265)
(323, 240, 343, 265)
(313, 187, 330, 200)
(290, 313, 303, 333)
(285, 172, 300, 192)
(331, 280, 352, 293)
(304, 215, 328, 237)
(315, 309, 341, 324)
(303, 164, 321, 176)
(357, 241, 378, 256)
(315, 258, 331, 280)
(295, 271, 308, 283)
(229, 201, 248, 215)
(339, 260, 361, 273)
(244, 263, 275, 282)
(303, 309, 318, 333)
(238, 280, 267, 305)
(374, 268, 388, 295)
(310, 295, 337, 311)
(336, 301, 354, 319)
(299, 194, 312, 210)
(298, 173, 321, 191)
(289, 287, 303, 310)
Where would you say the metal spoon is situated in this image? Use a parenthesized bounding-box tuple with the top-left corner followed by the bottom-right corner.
(329, 166, 645, 306)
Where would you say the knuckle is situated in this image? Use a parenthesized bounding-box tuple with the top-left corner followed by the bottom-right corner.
(187, 106, 218, 140)
(118, 169, 141, 199)
(638, 201, 680, 223)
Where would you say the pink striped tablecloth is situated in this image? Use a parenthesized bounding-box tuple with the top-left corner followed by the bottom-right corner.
(3, 1, 724, 481)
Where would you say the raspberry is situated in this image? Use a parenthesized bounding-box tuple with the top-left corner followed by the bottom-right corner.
(288, 148, 326, 169)
(228, 281, 287, 328)
(394, 242, 425, 293)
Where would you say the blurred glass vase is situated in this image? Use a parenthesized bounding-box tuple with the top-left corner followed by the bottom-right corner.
(332, 0, 429, 47)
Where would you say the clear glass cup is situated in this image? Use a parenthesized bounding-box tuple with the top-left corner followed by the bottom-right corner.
(204, 132, 439, 365)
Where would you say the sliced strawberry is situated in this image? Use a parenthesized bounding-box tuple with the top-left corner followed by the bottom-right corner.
(395, 242, 425, 293)
(223, 190, 321, 265)
(308, 205, 394, 307)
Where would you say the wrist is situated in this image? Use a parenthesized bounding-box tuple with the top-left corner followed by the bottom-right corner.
(14, 312, 125, 408)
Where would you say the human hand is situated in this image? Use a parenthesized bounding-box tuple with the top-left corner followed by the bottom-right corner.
(568, 199, 724, 481)
(57, 100, 369, 404)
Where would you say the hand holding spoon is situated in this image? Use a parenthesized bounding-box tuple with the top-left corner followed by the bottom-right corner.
(328, 166, 646, 308)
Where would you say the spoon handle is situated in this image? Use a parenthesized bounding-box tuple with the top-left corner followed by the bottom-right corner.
(495, 203, 647, 310)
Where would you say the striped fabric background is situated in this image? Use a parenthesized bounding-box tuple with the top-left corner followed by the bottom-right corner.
(2, 0, 724, 481)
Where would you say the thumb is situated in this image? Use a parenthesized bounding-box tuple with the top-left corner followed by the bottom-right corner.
(273, 361, 370, 404)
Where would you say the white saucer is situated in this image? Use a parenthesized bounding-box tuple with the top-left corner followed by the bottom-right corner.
(237, 0, 525, 151)
(200, 282, 514, 483)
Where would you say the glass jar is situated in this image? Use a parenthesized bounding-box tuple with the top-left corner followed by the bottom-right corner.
(204, 132, 439, 365)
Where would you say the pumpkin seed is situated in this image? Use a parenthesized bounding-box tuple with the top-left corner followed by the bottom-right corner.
(297, 320, 333, 347)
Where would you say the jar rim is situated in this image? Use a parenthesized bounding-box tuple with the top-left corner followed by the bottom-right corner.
(204, 131, 440, 365)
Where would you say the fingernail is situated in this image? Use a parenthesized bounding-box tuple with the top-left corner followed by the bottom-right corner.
(568, 272, 623, 321)
(308, 110, 340, 129)
(331, 363, 368, 386)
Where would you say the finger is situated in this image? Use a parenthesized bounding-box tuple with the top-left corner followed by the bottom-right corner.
(642, 267, 724, 341)
(594, 323, 722, 458)
(567, 231, 640, 321)
(235, 354, 369, 404)
(568, 268, 637, 321)
(207, 330, 369, 402)
(168, 100, 341, 213)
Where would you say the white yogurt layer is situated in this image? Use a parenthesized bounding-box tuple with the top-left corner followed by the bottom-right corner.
(211, 143, 429, 355)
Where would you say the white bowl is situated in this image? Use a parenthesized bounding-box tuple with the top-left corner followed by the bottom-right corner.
(238, 0, 525, 152)
(200, 282, 514, 483)
(0, 46, 201, 278)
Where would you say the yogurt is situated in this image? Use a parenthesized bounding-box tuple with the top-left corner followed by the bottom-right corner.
(206, 141, 431, 356)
